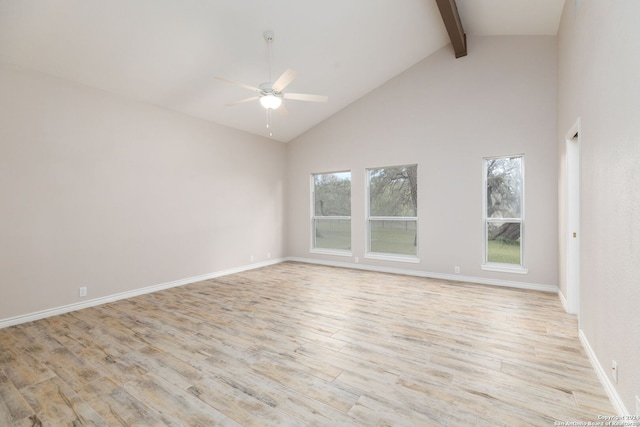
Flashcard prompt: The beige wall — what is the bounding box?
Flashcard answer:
[558,0,640,413]
[0,64,287,320]
[287,36,558,288]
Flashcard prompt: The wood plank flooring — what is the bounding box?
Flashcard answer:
[0,262,614,426]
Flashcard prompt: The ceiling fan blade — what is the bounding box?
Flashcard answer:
[272,69,298,92]
[215,77,261,93]
[283,93,328,103]
[224,96,259,107]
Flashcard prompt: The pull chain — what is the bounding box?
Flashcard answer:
[265,31,274,137]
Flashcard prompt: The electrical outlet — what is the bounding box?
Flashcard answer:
[611,360,618,383]
[454,266,460,274]
[267,252,271,259]
[78,287,87,298]
[355,257,359,263]
[635,395,640,416]
[250,255,254,263]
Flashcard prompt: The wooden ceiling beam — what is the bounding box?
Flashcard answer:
[435,0,467,58]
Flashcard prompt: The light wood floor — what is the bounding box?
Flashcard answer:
[0,262,613,426]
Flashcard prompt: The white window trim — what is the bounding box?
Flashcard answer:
[310,172,352,256]
[482,155,527,273]
[481,264,529,274]
[364,252,420,263]
[310,248,353,257]
[365,166,419,262]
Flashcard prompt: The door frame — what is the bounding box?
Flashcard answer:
[565,118,581,317]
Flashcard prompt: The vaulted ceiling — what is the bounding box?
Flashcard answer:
[0,0,565,142]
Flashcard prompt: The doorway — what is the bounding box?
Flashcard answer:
[566,118,581,317]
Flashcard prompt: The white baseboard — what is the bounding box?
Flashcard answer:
[285,257,558,293]
[0,256,557,328]
[578,329,629,416]
[0,258,283,329]
[558,289,569,312]
[1,257,556,330]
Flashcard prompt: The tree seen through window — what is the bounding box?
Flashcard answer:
[367,164,418,257]
[312,172,351,251]
[485,156,523,265]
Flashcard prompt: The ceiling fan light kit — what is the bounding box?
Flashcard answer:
[215,30,328,137]
[258,82,282,109]
[259,94,282,109]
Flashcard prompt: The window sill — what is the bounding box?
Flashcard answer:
[310,248,353,257]
[365,253,420,264]
[481,264,529,274]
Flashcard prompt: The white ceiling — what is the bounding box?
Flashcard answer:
[0,0,565,142]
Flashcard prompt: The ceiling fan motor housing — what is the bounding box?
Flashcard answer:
[259,82,279,96]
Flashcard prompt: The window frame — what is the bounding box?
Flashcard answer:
[310,170,352,256]
[481,155,528,274]
[365,164,419,263]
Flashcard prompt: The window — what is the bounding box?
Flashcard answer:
[483,155,526,272]
[366,164,418,260]
[311,171,351,253]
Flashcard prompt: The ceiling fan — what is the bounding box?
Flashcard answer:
[215,31,328,136]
